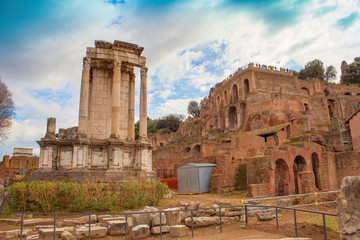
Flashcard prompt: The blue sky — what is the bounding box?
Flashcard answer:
[0,0,359,157]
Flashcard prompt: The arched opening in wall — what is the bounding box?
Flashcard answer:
[311,153,321,190]
[232,85,239,103]
[327,99,337,119]
[301,87,310,95]
[275,159,290,196]
[228,106,237,129]
[192,144,201,153]
[211,100,215,114]
[160,143,164,147]
[244,79,250,94]
[217,96,220,112]
[324,89,330,96]
[304,103,309,111]
[185,147,190,153]
[345,92,352,96]
[224,90,228,105]
[357,93,360,96]
[240,103,246,126]
[293,155,307,194]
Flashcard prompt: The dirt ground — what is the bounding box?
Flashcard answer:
[0,192,340,239]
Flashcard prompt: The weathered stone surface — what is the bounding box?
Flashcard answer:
[225,211,243,217]
[97,214,112,222]
[26,234,39,240]
[99,216,125,227]
[184,217,218,227]
[0,219,20,224]
[107,220,129,236]
[132,213,151,227]
[277,199,291,208]
[246,200,261,205]
[60,230,77,240]
[24,218,56,227]
[337,176,360,240]
[63,215,96,226]
[256,211,276,221]
[169,225,189,237]
[38,227,74,239]
[215,200,231,206]
[0,230,19,239]
[151,225,170,234]
[150,212,166,226]
[163,207,185,226]
[74,226,107,239]
[132,224,150,239]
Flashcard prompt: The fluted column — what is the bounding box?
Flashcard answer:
[139,67,148,139]
[78,57,90,137]
[128,69,135,140]
[111,59,121,138]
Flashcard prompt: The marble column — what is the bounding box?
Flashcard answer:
[78,57,90,137]
[139,67,148,139]
[111,59,122,138]
[128,68,136,140]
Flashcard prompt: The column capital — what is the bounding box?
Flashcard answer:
[114,59,122,71]
[83,57,91,69]
[141,67,148,77]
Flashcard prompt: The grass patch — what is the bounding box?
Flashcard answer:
[300,217,338,232]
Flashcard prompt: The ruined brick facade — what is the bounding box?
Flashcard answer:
[151,63,360,196]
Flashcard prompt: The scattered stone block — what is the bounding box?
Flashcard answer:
[184,216,218,227]
[97,215,112,222]
[246,199,261,205]
[38,227,74,239]
[215,200,231,206]
[150,212,166,226]
[163,207,185,226]
[132,224,150,239]
[151,225,170,234]
[0,219,21,224]
[23,218,55,226]
[99,216,125,227]
[63,215,96,226]
[132,213,151,227]
[169,225,189,237]
[277,199,291,209]
[26,234,39,240]
[256,211,276,221]
[74,226,107,239]
[60,230,76,240]
[107,220,129,236]
[225,211,243,217]
[0,230,19,239]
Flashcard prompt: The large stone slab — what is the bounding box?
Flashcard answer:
[74,226,107,239]
[163,207,185,226]
[62,215,97,226]
[107,220,129,236]
[99,216,126,227]
[150,212,166,226]
[169,225,189,237]
[184,216,218,227]
[0,230,19,239]
[151,225,170,234]
[132,224,150,239]
[337,176,360,240]
[38,227,74,239]
[60,230,77,240]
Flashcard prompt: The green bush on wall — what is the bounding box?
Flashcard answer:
[8,181,168,213]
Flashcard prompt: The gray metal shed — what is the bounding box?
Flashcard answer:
[177,163,216,193]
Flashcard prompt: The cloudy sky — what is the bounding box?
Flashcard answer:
[0,0,359,157]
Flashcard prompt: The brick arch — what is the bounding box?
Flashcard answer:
[228,106,237,129]
[301,87,310,95]
[311,152,321,190]
[231,84,239,103]
[243,79,250,94]
[224,90,228,105]
[275,159,290,196]
[293,155,307,194]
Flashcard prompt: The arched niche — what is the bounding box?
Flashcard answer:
[311,153,321,190]
[244,79,250,94]
[224,90,228,105]
[232,85,239,103]
[293,155,307,194]
[301,87,310,95]
[327,99,338,119]
[192,144,201,153]
[228,106,237,129]
[275,159,290,196]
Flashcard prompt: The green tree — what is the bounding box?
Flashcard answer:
[341,57,360,85]
[325,65,337,82]
[157,114,184,132]
[0,79,15,142]
[298,69,307,80]
[305,59,325,80]
[187,100,200,117]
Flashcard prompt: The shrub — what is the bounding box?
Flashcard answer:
[8,181,168,213]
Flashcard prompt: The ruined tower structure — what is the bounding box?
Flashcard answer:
[32,40,157,182]
[151,63,360,196]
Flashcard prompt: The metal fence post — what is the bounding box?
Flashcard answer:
[191,209,194,238]
[20,213,24,240]
[245,205,248,225]
[323,214,327,240]
[125,214,128,240]
[219,207,222,233]
[160,211,163,240]
[88,214,91,240]
[294,210,297,237]
[53,213,56,240]
[276,207,279,230]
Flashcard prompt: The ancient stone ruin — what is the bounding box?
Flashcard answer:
[31,40,157,182]
[151,63,360,196]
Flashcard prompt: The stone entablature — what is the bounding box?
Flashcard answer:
[32,40,157,182]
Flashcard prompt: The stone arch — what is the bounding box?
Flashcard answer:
[244,79,250,94]
[301,87,310,95]
[192,144,201,153]
[275,159,290,196]
[231,85,239,103]
[228,106,237,129]
[185,147,190,153]
[324,88,330,96]
[311,153,321,190]
[293,155,307,194]
[327,99,338,119]
[224,90,228,105]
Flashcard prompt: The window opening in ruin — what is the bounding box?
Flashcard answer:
[192,144,201,153]
[324,89,330,96]
[240,103,246,126]
[301,87,310,95]
[224,90,228,105]
[327,99,337,119]
[232,85,239,103]
[311,153,321,190]
[210,125,213,129]
[345,92,352,96]
[244,79,250,94]
[293,155,307,194]
[357,93,360,96]
[160,143,164,147]
[304,103,309,111]
[264,136,267,142]
[228,106,238,129]
[217,96,220,112]
[185,147,190,152]
[275,159,290,196]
